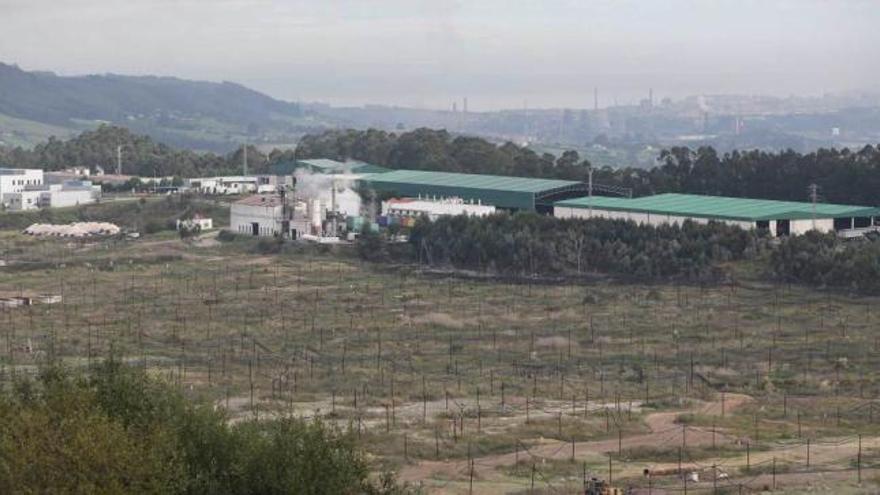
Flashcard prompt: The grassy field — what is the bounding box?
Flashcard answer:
[1,209,879,493]
[0,112,88,148]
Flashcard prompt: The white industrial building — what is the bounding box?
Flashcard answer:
[382,196,497,220]
[0,168,44,207]
[230,194,292,237]
[186,175,279,195]
[2,179,101,211]
[60,166,92,177]
[176,214,213,232]
[554,193,879,237]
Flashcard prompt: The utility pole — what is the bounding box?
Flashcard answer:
[809,183,818,230]
[116,145,123,175]
[243,141,248,177]
[330,177,337,236]
[588,167,594,217]
[588,167,594,199]
[858,434,862,483]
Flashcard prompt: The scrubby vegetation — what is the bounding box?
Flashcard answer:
[0,194,227,233]
[3,229,880,493]
[358,212,764,282]
[354,209,880,294]
[0,361,399,495]
[770,232,880,294]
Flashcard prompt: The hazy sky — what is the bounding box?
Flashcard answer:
[1,0,878,110]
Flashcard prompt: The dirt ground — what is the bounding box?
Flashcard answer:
[3,231,880,493]
[399,394,753,490]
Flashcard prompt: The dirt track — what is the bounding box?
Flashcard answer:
[399,393,753,488]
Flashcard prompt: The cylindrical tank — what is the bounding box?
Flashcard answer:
[309,199,322,229]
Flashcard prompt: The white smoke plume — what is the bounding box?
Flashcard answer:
[293,169,362,217]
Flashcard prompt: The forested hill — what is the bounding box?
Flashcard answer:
[0,63,324,150]
[0,126,295,178]
[0,62,302,125]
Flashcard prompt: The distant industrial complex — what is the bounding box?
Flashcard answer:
[2,158,877,240]
[229,158,879,241]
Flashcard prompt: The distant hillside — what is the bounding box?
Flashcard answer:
[0,125,295,178]
[0,63,331,151]
[2,62,876,155]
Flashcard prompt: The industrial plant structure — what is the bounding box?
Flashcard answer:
[230,194,292,237]
[382,196,496,220]
[185,175,280,195]
[217,157,880,240]
[554,193,879,237]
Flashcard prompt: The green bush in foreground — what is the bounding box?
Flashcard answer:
[0,362,398,495]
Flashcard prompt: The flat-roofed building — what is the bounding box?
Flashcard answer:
[4,180,101,211]
[0,168,43,207]
[230,194,293,237]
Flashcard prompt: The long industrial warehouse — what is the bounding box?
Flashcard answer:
[554,193,880,236]
[360,169,591,211]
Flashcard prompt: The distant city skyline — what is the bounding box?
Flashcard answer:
[1,0,877,111]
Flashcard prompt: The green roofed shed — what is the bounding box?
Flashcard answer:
[359,169,589,210]
[555,193,880,221]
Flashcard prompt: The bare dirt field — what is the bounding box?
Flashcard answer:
[2,230,880,493]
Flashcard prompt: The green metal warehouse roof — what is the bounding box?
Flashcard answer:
[360,170,586,210]
[556,193,880,221]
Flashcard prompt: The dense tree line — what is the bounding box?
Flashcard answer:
[4,126,879,207]
[300,129,880,205]
[361,210,880,292]
[297,128,596,180]
[769,232,880,294]
[645,146,880,205]
[0,361,402,494]
[395,213,763,281]
[0,125,297,178]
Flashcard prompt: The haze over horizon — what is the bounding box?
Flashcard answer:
[1,0,878,111]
